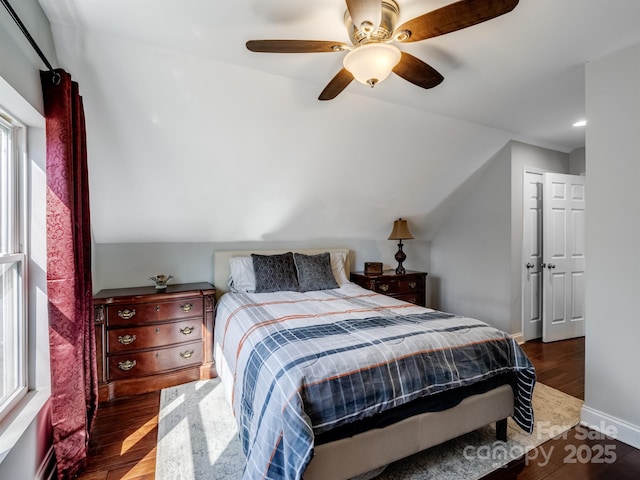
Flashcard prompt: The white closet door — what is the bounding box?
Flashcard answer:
[522,171,543,341]
[542,173,586,342]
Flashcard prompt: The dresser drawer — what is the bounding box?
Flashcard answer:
[106,297,203,327]
[372,277,421,295]
[107,319,203,353]
[350,271,427,307]
[107,341,203,380]
[392,292,422,305]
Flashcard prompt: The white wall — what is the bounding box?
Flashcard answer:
[43,18,530,249]
[92,238,431,293]
[570,147,586,175]
[0,1,55,478]
[0,0,57,115]
[430,141,569,334]
[429,144,512,331]
[582,42,640,448]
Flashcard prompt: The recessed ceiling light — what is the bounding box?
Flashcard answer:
[573,120,587,127]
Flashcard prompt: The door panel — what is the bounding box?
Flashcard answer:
[527,271,541,322]
[550,207,566,257]
[571,272,585,320]
[550,271,566,323]
[572,209,585,255]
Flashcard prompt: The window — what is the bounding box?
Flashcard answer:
[0,109,27,422]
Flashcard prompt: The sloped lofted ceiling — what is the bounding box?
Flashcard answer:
[35,0,640,244]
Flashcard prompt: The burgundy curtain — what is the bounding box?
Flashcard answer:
[41,69,98,479]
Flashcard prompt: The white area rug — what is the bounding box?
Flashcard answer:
[155,379,582,480]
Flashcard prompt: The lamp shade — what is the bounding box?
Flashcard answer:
[388,218,414,240]
[343,43,401,87]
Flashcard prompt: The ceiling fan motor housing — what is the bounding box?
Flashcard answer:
[345,0,401,46]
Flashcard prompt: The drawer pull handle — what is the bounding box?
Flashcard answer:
[180,303,194,312]
[379,284,389,292]
[118,360,137,371]
[180,350,194,359]
[180,326,194,335]
[117,309,136,320]
[118,334,137,345]
[409,282,417,289]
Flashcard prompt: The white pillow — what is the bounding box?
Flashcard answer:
[228,256,256,293]
[227,251,349,292]
[330,252,350,286]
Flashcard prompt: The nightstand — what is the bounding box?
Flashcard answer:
[350,270,428,307]
[93,282,216,402]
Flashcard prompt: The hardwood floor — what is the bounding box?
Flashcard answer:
[77,389,160,480]
[485,337,640,480]
[75,337,640,479]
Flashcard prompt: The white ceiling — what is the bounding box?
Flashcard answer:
[34,0,640,244]
[37,0,640,150]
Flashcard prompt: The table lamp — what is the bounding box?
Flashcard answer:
[388,218,414,274]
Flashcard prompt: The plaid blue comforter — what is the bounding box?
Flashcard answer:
[214,284,536,480]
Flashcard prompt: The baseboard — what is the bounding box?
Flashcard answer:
[35,446,56,480]
[581,405,640,449]
[511,332,525,345]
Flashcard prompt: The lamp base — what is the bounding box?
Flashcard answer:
[394,241,406,275]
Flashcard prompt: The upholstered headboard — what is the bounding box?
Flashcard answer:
[213,248,351,298]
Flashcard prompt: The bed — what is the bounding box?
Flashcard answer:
[212,249,535,480]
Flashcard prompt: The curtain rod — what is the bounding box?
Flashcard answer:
[1,0,60,84]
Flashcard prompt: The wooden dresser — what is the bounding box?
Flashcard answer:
[93,282,216,402]
[350,270,428,307]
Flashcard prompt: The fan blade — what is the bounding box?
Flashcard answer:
[393,52,444,89]
[346,0,382,29]
[319,68,354,101]
[246,40,349,53]
[396,0,519,43]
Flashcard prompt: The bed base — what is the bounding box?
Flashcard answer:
[303,384,514,480]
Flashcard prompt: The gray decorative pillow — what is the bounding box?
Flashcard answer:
[294,252,339,292]
[251,252,299,293]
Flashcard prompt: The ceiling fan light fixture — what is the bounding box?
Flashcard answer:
[343,43,401,87]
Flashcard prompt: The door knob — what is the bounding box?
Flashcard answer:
[526,263,535,269]
[548,263,556,269]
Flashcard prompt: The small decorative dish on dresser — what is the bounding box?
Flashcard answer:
[93,282,216,402]
[350,270,428,307]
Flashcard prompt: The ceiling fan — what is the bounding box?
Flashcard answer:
[246,0,519,100]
